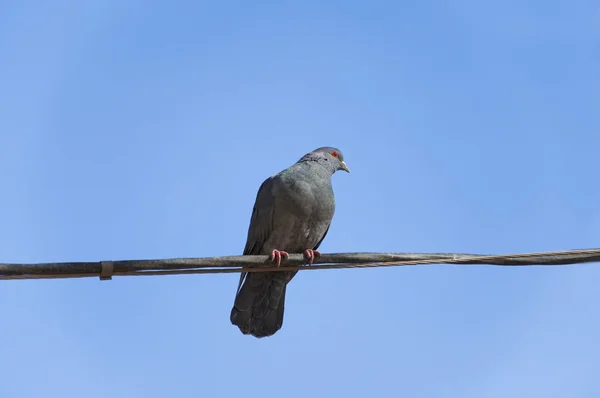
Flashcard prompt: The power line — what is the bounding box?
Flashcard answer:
[1,248,599,281]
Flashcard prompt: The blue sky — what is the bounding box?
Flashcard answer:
[1,0,599,396]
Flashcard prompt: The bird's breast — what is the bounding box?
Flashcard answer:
[265,175,335,252]
[282,178,334,219]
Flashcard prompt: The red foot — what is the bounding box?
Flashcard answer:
[303,249,321,265]
[269,249,289,266]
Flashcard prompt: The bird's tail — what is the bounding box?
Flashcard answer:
[230,271,294,338]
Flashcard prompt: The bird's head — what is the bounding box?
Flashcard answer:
[300,147,350,174]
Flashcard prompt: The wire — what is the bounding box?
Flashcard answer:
[1,248,599,281]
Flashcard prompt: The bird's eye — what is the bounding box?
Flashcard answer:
[332,151,339,158]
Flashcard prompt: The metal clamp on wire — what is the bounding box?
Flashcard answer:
[99,261,114,281]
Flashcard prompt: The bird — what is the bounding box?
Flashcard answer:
[230,147,350,338]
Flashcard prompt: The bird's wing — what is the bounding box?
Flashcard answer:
[312,223,330,251]
[236,176,276,294]
[243,176,276,255]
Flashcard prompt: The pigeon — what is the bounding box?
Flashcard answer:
[230,147,349,338]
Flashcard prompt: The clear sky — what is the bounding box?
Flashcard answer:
[1,1,599,397]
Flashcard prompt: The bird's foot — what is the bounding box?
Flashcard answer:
[269,249,289,267]
[303,249,321,265]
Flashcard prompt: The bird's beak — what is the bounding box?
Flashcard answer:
[340,161,350,173]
